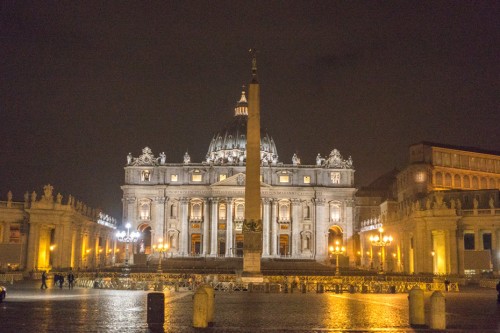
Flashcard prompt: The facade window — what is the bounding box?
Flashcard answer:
[170,174,178,182]
[330,204,341,222]
[454,175,461,187]
[235,204,244,220]
[170,203,176,218]
[9,225,21,243]
[483,233,492,250]
[279,175,289,183]
[415,171,426,183]
[444,173,452,187]
[463,176,470,188]
[219,203,227,220]
[219,174,227,181]
[303,176,311,184]
[140,203,150,220]
[330,172,340,184]
[141,170,151,181]
[435,172,443,186]
[192,174,202,182]
[464,233,475,250]
[480,177,487,189]
[472,176,479,189]
[191,202,202,220]
[279,204,290,222]
[304,205,310,219]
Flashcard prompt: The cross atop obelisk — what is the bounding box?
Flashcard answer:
[242,49,263,278]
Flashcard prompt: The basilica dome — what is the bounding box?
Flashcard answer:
[205,89,279,165]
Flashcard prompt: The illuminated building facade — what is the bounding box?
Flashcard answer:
[358,142,500,275]
[122,88,357,264]
[0,185,117,272]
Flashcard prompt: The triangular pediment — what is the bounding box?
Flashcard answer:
[211,172,271,187]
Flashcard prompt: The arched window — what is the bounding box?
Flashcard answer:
[219,203,227,220]
[139,202,150,220]
[235,204,244,220]
[454,175,461,188]
[279,203,290,222]
[141,170,151,181]
[463,176,470,188]
[330,204,341,222]
[444,173,452,187]
[480,177,487,189]
[191,202,202,219]
[435,172,443,186]
[489,178,496,188]
[170,203,177,218]
[304,205,311,219]
[472,176,479,189]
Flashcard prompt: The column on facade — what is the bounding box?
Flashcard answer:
[291,199,301,256]
[314,198,327,259]
[473,226,480,251]
[210,198,219,256]
[344,199,355,265]
[225,199,233,257]
[456,227,465,275]
[271,199,278,256]
[491,230,498,273]
[154,197,167,243]
[179,198,189,256]
[262,198,270,257]
[447,228,459,275]
[53,223,64,269]
[202,198,209,255]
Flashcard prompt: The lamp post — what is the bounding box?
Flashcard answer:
[329,241,345,276]
[154,239,169,273]
[115,223,140,268]
[369,227,393,273]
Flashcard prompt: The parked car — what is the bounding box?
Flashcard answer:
[0,286,6,302]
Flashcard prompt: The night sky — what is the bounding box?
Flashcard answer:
[1,1,499,219]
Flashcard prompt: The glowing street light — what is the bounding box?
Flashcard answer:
[153,238,169,273]
[115,223,140,268]
[329,241,345,276]
[369,227,393,273]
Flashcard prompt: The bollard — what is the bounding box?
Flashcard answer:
[408,286,425,327]
[193,287,209,328]
[301,283,306,293]
[147,292,165,330]
[429,291,446,330]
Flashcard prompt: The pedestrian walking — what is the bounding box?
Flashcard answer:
[40,270,48,290]
[59,274,64,289]
[68,271,75,289]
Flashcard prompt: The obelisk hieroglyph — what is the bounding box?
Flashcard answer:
[242,49,262,276]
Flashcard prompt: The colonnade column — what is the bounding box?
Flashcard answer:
[179,198,189,256]
[262,198,270,257]
[291,199,301,256]
[202,198,209,255]
[26,223,40,271]
[2,222,10,243]
[271,199,278,257]
[225,199,233,257]
[210,198,219,256]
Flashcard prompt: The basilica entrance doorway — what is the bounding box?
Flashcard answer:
[279,234,289,256]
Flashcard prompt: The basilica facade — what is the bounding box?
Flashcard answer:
[122,90,357,264]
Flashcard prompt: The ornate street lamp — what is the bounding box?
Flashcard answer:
[369,227,393,273]
[153,238,169,273]
[115,223,140,268]
[329,241,345,276]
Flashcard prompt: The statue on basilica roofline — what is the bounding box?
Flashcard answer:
[159,152,166,165]
[321,149,354,169]
[292,153,301,166]
[184,152,191,164]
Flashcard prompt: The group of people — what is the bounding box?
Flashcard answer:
[40,270,75,290]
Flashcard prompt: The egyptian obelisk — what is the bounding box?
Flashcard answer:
[242,49,263,277]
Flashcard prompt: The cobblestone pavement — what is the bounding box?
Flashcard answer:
[0,280,498,332]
